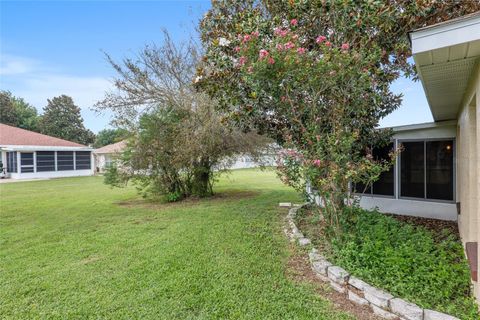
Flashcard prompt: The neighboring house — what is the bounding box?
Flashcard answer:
[0,123,94,179]
[228,152,278,170]
[94,140,277,173]
[93,140,126,173]
[354,13,480,301]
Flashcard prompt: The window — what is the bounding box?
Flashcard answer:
[372,144,394,196]
[75,151,91,170]
[353,143,394,196]
[20,153,34,173]
[400,140,454,201]
[400,142,425,198]
[6,152,17,173]
[57,151,74,171]
[426,141,453,200]
[36,151,55,172]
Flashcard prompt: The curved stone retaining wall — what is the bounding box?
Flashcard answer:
[284,205,460,320]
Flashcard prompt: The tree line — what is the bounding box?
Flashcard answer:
[0,91,126,148]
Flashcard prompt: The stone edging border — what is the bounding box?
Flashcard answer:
[284,204,460,320]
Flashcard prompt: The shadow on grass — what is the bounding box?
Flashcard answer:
[115,190,261,210]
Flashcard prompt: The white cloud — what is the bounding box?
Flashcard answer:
[1,54,115,132]
[0,54,39,75]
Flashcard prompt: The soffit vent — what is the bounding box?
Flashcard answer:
[419,57,478,121]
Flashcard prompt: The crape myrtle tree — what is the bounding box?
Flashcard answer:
[197,0,480,234]
[95,32,270,202]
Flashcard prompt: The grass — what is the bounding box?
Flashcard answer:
[0,169,353,320]
[295,206,479,320]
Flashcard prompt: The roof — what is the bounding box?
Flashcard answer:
[0,123,87,148]
[409,11,480,36]
[409,13,480,121]
[94,140,126,154]
[388,120,457,132]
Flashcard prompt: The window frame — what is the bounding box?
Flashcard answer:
[57,151,75,171]
[6,151,18,173]
[36,151,56,172]
[75,151,91,170]
[398,138,456,203]
[352,141,396,199]
[20,152,35,173]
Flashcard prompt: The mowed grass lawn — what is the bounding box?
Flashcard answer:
[0,169,353,319]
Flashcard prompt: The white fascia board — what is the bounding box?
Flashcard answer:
[410,14,480,54]
[0,145,93,151]
[388,120,457,132]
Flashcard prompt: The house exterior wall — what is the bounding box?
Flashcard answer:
[1,148,94,180]
[228,155,277,170]
[9,169,93,179]
[357,124,458,221]
[456,61,479,301]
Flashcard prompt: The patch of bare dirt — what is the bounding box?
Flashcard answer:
[285,247,383,320]
[79,255,102,265]
[116,190,260,210]
[385,213,460,242]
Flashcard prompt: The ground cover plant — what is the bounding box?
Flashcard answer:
[295,206,479,320]
[1,169,355,320]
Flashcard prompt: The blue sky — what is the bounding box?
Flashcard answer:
[1,0,433,133]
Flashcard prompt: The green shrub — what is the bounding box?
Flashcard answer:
[297,207,479,320]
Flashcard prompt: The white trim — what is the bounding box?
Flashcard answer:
[0,145,93,151]
[410,13,480,54]
[385,120,457,132]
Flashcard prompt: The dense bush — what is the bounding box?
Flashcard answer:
[296,207,479,320]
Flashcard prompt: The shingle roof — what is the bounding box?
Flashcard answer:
[94,140,126,154]
[0,123,86,147]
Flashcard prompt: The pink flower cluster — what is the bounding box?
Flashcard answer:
[316,35,327,43]
[238,56,247,66]
[274,27,289,37]
[259,49,269,59]
[240,31,260,43]
[312,159,321,167]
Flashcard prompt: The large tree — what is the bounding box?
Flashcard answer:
[0,91,39,131]
[40,95,95,145]
[0,91,19,126]
[96,32,270,201]
[94,128,129,148]
[197,1,480,231]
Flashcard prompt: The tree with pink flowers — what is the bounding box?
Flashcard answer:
[196,0,480,233]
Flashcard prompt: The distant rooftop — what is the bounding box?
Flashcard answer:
[94,140,126,154]
[0,123,86,147]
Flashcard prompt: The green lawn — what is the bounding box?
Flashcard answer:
[0,169,353,319]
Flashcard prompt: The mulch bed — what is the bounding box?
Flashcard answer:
[385,213,460,242]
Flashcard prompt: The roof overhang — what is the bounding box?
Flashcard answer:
[0,145,93,152]
[409,12,480,121]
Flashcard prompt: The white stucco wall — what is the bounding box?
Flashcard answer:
[456,60,479,301]
[9,169,93,180]
[359,196,457,221]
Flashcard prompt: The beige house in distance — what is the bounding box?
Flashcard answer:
[353,13,480,301]
[93,140,126,173]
